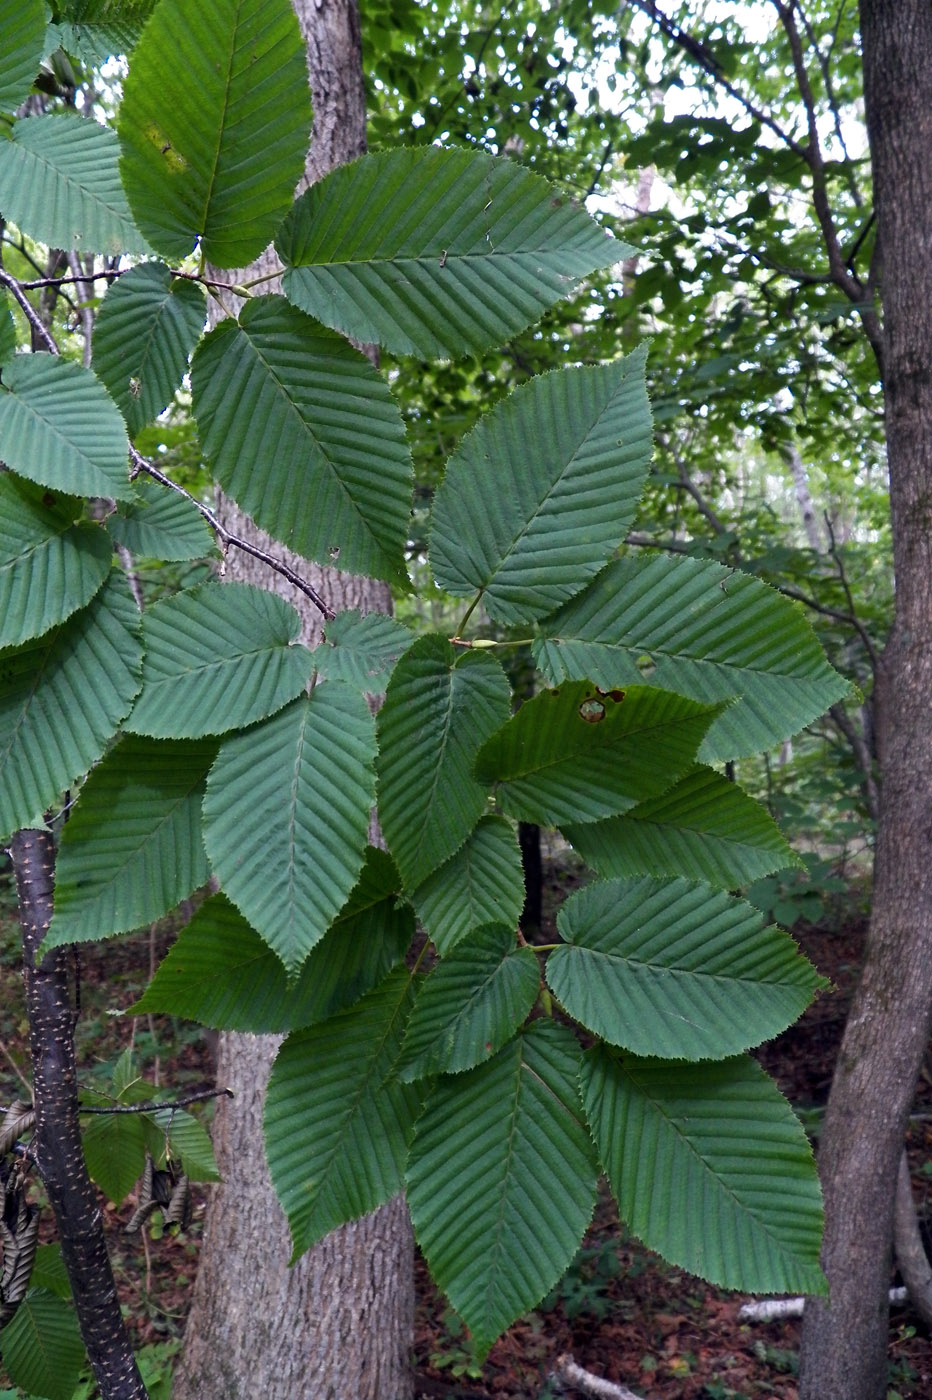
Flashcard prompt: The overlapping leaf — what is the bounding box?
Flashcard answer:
[82,1112,148,1206]
[582,1048,825,1294]
[133,854,412,1032]
[0,476,110,648]
[45,736,215,950]
[203,685,377,973]
[55,1,160,64]
[547,877,826,1060]
[398,924,539,1080]
[0,114,150,254]
[314,610,416,691]
[475,682,722,826]
[430,349,652,623]
[278,146,627,358]
[408,1022,597,1358]
[106,477,214,561]
[0,1289,85,1400]
[124,582,313,739]
[191,297,413,583]
[118,0,310,265]
[0,355,132,500]
[411,814,525,954]
[563,765,798,888]
[92,261,206,435]
[144,1106,219,1182]
[0,574,143,840]
[377,635,511,889]
[0,0,45,114]
[534,554,850,760]
[266,969,421,1258]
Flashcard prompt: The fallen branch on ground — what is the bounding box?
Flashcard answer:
[738,1288,908,1322]
[550,1353,648,1399]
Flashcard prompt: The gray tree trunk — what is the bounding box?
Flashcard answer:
[798,5,932,1397]
[172,4,414,1397]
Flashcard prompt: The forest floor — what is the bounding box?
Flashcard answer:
[1,862,931,1400]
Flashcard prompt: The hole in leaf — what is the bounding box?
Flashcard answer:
[578,698,606,723]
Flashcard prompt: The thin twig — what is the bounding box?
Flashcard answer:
[629,0,804,156]
[80,1087,234,1117]
[0,266,59,353]
[824,511,879,672]
[128,446,336,620]
[772,1,862,301]
[0,1035,33,1096]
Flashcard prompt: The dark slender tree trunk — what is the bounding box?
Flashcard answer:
[172,3,414,1396]
[518,822,542,935]
[799,7,932,1397]
[12,828,146,1400]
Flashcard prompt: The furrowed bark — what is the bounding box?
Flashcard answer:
[12,826,146,1400]
[799,5,932,1397]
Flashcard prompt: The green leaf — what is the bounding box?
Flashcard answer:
[82,1111,148,1205]
[377,634,511,889]
[582,1048,825,1294]
[0,573,143,841]
[0,0,46,115]
[191,297,413,584]
[411,814,525,955]
[398,923,539,1080]
[106,477,214,562]
[0,113,150,254]
[92,261,206,436]
[132,852,413,1032]
[0,475,111,648]
[45,736,215,950]
[563,765,799,888]
[266,969,421,1257]
[408,1022,597,1358]
[28,1245,70,1300]
[124,582,313,739]
[144,1106,219,1183]
[314,610,416,692]
[0,1289,85,1400]
[203,685,377,973]
[118,0,311,265]
[430,349,652,623]
[55,6,159,64]
[278,147,627,358]
[475,682,722,826]
[0,292,15,365]
[534,555,850,760]
[548,877,826,1060]
[0,354,132,500]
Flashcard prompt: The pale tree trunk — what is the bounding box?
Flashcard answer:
[798,5,932,1398]
[172,4,414,1397]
